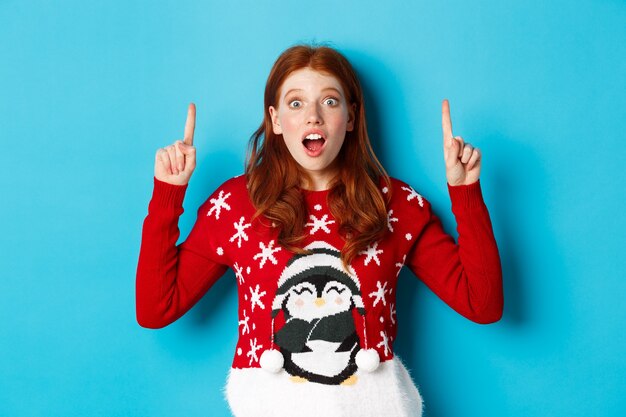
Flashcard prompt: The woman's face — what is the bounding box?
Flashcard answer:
[269,68,355,189]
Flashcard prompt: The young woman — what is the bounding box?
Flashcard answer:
[136,44,503,417]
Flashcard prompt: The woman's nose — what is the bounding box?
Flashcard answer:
[306,103,323,124]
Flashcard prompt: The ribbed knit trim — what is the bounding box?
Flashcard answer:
[447,179,485,210]
[151,177,188,208]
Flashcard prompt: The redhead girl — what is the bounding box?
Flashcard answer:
[137,44,503,417]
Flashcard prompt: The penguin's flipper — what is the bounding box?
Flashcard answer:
[275,318,317,353]
[309,310,355,343]
[336,331,359,352]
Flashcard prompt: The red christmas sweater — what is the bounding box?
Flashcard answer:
[136,174,503,385]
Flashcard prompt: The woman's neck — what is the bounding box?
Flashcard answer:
[299,161,340,191]
[300,171,337,191]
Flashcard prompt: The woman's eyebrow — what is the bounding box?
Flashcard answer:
[283,88,302,97]
[321,87,342,96]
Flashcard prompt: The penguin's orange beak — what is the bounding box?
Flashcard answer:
[314,298,326,307]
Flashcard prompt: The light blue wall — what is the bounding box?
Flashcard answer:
[1,1,624,416]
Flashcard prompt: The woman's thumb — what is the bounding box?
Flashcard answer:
[183,143,197,170]
[178,142,196,156]
[445,136,460,166]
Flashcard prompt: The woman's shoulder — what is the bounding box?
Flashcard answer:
[206,173,248,196]
[198,173,249,211]
[383,176,427,198]
[218,172,247,190]
[382,176,431,212]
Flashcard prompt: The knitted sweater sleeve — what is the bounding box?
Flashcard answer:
[405,180,503,324]
[135,177,229,328]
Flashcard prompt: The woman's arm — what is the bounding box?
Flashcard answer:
[403,100,504,323]
[405,180,503,324]
[135,178,228,329]
[135,103,228,328]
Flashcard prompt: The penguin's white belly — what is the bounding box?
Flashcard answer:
[226,356,423,417]
[305,339,340,353]
[292,340,350,377]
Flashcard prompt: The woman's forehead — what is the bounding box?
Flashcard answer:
[279,68,345,97]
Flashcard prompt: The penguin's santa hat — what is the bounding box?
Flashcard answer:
[260,241,380,373]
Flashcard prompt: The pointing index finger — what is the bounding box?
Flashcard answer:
[184,103,196,146]
[442,99,453,143]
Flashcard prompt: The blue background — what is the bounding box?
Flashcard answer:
[2,0,625,416]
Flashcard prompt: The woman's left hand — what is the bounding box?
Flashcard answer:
[441,99,481,186]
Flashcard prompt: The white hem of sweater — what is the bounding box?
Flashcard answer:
[223,356,423,417]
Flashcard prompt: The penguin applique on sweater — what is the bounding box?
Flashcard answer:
[269,242,368,385]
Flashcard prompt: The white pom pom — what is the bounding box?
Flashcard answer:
[356,348,380,372]
[260,349,284,373]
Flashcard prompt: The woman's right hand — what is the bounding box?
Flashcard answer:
[154,103,197,186]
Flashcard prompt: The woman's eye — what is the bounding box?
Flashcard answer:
[324,98,338,106]
[289,100,302,108]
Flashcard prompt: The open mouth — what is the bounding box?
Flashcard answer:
[302,133,326,153]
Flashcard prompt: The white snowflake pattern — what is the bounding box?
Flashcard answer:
[207,190,232,219]
[369,281,388,307]
[389,303,397,325]
[305,214,335,235]
[360,242,383,266]
[238,309,250,335]
[405,233,413,241]
[382,186,389,194]
[377,331,391,356]
[234,262,245,284]
[216,247,224,256]
[387,209,399,232]
[253,240,281,269]
[249,284,267,312]
[314,204,322,211]
[401,185,424,207]
[395,254,406,277]
[246,338,263,365]
[229,216,251,248]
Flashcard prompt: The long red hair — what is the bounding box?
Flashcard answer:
[245,44,391,268]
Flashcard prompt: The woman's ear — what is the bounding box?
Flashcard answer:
[269,106,282,135]
[346,103,356,132]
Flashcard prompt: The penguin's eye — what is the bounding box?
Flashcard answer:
[294,286,314,295]
[326,285,346,295]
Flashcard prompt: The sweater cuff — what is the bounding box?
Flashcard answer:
[447,180,485,210]
[150,177,188,208]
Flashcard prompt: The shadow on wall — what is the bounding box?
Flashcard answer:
[343,47,415,175]
[189,269,237,328]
